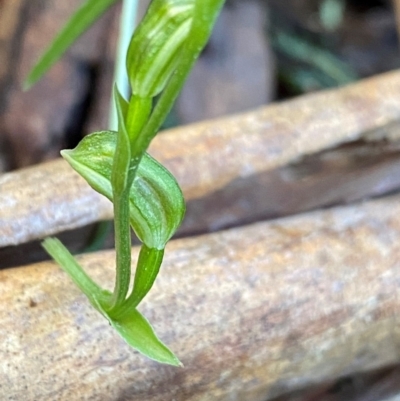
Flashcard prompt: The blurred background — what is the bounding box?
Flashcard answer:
[1,0,400,171]
[1,0,400,400]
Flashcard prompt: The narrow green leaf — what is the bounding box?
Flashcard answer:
[113,87,152,167]
[61,131,185,249]
[110,245,164,319]
[42,238,110,306]
[126,95,152,148]
[95,302,181,366]
[43,238,179,366]
[130,246,164,308]
[24,0,119,89]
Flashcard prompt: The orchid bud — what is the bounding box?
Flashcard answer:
[126,0,194,97]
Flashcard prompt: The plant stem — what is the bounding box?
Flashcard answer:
[109,187,133,309]
[109,0,139,130]
[109,102,134,309]
[108,0,226,313]
[108,95,150,311]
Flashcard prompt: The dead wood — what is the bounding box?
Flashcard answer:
[1,71,400,247]
[1,194,400,400]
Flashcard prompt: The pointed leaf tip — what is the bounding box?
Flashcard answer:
[95,302,181,366]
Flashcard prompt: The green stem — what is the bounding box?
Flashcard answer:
[108,96,150,311]
[108,0,226,312]
[109,97,133,309]
[109,187,133,309]
[109,0,139,130]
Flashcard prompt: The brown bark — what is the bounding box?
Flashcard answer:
[1,71,400,247]
[1,194,400,400]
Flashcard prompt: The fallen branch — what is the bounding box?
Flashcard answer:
[1,70,400,246]
[1,194,400,399]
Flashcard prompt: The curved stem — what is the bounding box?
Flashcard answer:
[109,0,226,313]
[109,186,133,309]
[109,0,139,130]
[108,95,151,311]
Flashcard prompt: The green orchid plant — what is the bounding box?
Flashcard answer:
[25,0,225,366]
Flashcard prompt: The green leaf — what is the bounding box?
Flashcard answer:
[42,238,180,366]
[42,237,110,306]
[109,245,164,320]
[130,245,164,309]
[95,301,182,366]
[61,131,185,249]
[24,0,119,89]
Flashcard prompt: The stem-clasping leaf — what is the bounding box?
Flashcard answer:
[61,131,185,250]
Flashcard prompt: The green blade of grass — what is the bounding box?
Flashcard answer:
[24,0,119,90]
